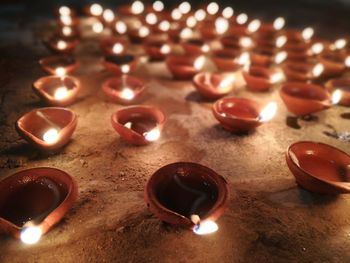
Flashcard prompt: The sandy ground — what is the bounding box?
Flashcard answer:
[0,9,350,263]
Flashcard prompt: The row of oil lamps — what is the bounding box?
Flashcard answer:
[1,2,350,245]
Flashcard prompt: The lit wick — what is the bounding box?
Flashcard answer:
[191,215,218,235]
[179,2,191,14]
[222,7,234,19]
[62,26,72,36]
[143,128,161,141]
[273,17,285,30]
[20,225,42,245]
[131,1,145,15]
[215,17,229,35]
[112,43,124,54]
[57,40,67,50]
[247,19,261,33]
[218,75,235,92]
[59,6,71,16]
[309,42,324,55]
[194,56,206,71]
[121,64,130,74]
[207,2,219,15]
[153,1,164,12]
[236,13,248,25]
[90,3,103,16]
[345,56,350,67]
[274,51,287,64]
[115,21,127,34]
[302,27,314,41]
[331,89,342,105]
[312,63,324,78]
[275,35,287,48]
[258,102,278,122]
[160,44,171,54]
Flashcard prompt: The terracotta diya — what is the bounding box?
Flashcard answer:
[319,52,346,77]
[111,105,166,145]
[102,55,138,75]
[33,75,80,106]
[193,72,235,100]
[250,48,275,67]
[100,37,129,56]
[279,82,334,116]
[143,40,172,61]
[325,78,350,106]
[212,97,277,133]
[39,55,79,75]
[181,39,211,55]
[286,141,350,194]
[220,35,241,49]
[282,62,324,82]
[16,107,77,151]
[102,75,145,104]
[44,37,79,54]
[0,167,77,243]
[145,162,228,228]
[166,55,206,80]
[211,49,241,71]
[242,66,282,92]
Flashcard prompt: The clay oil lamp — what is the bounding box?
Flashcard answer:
[318,52,346,77]
[33,73,81,107]
[166,55,206,80]
[286,141,350,194]
[111,105,166,145]
[39,55,79,75]
[220,35,241,50]
[283,62,324,82]
[145,162,228,234]
[193,73,235,100]
[212,97,278,133]
[100,37,129,56]
[102,75,145,104]
[44,37,79,54]
[143,40,172,61]
[0,167,77,243]
[243,66,283,92]
[102,55,138,75]
[250,48,275,67]
[181,39,211,55]
[211,48,241,71]
[16,107,77,151]
[279,82,342,116]
[325,78,350,106]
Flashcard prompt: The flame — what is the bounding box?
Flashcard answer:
[270,72,284,84]
[138,26,150,37]
[331,89,342,105]
[345,56,350,67]
[193,220,218,235]
[334,38,347,50]
[54,86,69,100]
[55,67,66,77]
[201,44,210,53]
[59,6,71,16]
[273,17,285,30]
[258,102,277,122]
[180,27,193,39]
[153,1,164,12]
[62,26,72,36]
[194,9,206,21]
[237,52,250,66]
[121,64,130,74]
[179,2,191,14]
[171,8,182,20]
[236,13,248,25]
[143,128,161,141]
[275,35,287,48]
[215,17,229,35]
[218,75,235,91]
[160,44,171,54]
[274,51,287,64]
[57,40,67,50]
[194,56,206,70]
[310,42,324,55]
[159,20,170,31]
[92,22,104,33]
[186,16,197,28]
[60,15,72,26]
[302,27,314,41]
[239,37,253,48]
[103,9,115,22]
[112,43,124,54]
[247,19,261,33]
[222,7,234,19]
[20,226,42,245]
[124,122,132,129]
[312,63,324,78]
[43,128,59,144]
[146,13,158,25]
[120,88,135,100]
[131,1,144,14]
[207,2,219,15]
[115,21,127,34]
[90,3,103,16]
